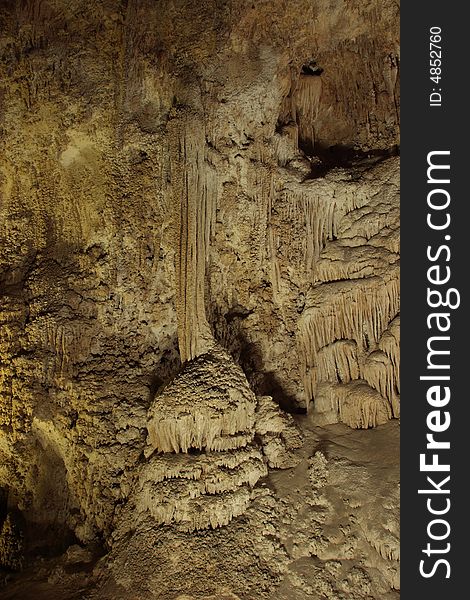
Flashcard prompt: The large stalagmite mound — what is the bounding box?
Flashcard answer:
[146,346,257,454]
[142,345,264,531]
[134,445,267,531]
[139,346,299,531]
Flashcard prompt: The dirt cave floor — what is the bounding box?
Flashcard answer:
[0,418,399,600]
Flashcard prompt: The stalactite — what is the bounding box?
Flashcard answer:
[169,115,217,363]
[299,271,399,407]
[362,351,399,419]
[250,165,275,269]
[314,242,399,284]
[316,340,360,385]
[278,73,322,152]
[379,317,400,379]
[274,122,299,166]
[267,225,282,300]
[365,529,400,563]
[313,381,392,428]
[305,307,399,427]
[376,316,400,416]
[272,180,369,279]
[292,74,322,151]
[300,274,399,397]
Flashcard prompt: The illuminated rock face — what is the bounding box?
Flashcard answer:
[0,0,399,593]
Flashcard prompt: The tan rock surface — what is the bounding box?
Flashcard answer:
[0,0,399,597]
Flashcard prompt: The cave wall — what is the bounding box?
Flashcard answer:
[0,0,399,545]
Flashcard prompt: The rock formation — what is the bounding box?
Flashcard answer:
[0,0,399,597]
[139,345,300,531]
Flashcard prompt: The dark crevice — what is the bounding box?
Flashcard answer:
[187,447,202,455]
[147,342,182,403]
[209,303,306,413]
[363,331,370,352]
[224,305,254,323]
[23,520,78,560]
[302,143,400,179]
[237,338,306,415]
[335,364,342,384]
[301,60,323,76]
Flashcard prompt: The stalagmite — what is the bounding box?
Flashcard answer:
[144,346,299,529]
[255,395,302,468]
[135,444,267,531]
[0,513,23,570]
[146,346,257,454]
